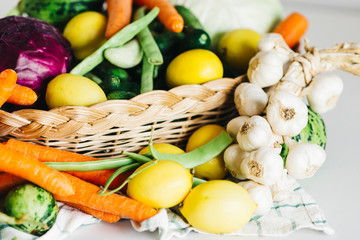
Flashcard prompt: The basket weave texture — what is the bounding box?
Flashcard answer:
[0,76,244,158]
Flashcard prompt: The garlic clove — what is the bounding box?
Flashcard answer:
[266,90,308,137]
[247,50,284,88]
[240,147,284,186]
[223,144,248,180]
[270,169,293,202]
[234,82,268,116]
[306,73,344,114]
[285,142,326,179]
[238,180,273,216]
[226,116,249,142]
[236,115,273,152]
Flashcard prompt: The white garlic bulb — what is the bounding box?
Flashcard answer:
[286,142,326,179]
[257,33,294,70]
[240,147,284,185]
[247,50,284,88]
[234,82,268,116]
[236,116,273,152]
[306,74,344,113]
[226,116,249,142]
[266,91,308,136]
[223,144,248,180]
[239,180,273,216]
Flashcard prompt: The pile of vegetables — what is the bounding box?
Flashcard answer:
[2,0,356,238]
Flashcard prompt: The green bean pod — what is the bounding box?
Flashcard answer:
[70,7,160,76]
[149,131,233,169]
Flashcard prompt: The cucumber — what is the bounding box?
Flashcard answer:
[92,61,140,97]
[181,27,211,51]
[19,0,104,29]
[175,5,204,30]
[3,183,58,236]
[280,108,327,161]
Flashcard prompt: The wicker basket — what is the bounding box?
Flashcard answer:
[0,76,244,158]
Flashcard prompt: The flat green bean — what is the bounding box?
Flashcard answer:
[192,177,207,188]
[149,131,233,169]
[44,156,135,171]
[140,55,154,93]
[70,7,160,76]
[98,161,158,196]
[122,151,153,163]
[98,163,140,195]
[134,6,163,65]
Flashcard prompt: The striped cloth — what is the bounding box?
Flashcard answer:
[1,176,334,240]
[132,175,334,239]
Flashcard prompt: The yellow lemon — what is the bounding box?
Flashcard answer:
[166,49,223,88]
[45,73,107,109]
[180,180,257,234]
[218,29,261,73]
[127,160,192,209]
[186,124,227,180]
[63,11,107,59]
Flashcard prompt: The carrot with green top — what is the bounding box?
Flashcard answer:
[64,202,122,223]
[0,69,17,107]
[0,144,75,197]
[7,84,38,105]
[0,173,28,197]
[134,0,184,33]
[54,173,158,222]
[105,0,133,39]
[273,12,309,49]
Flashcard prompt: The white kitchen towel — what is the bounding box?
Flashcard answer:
[1,176,334,240]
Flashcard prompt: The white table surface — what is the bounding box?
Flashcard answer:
[1,1,360,240]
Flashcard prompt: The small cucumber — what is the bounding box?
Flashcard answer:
[3,183,58,236]
[19,0,104,29]
[107,90,138,100]
[181,27,211,51]
[175,5,204,30]
[92,61,140,97]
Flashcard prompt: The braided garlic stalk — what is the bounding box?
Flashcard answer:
[224,33,360,199]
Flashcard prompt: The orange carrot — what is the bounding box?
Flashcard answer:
[0,144,75,197]
[273,12,309,49]
[5,139,133,190]
[105,0,133,39]
[0,173,28,197]
[5,138,98,163]
[64,202,122,223]
[7,84,38,106]
[134,0,184,33]
[54,173,158,222]
[0,69,17,107]
[66,169,133,190]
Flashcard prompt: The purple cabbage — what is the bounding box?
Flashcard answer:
[0,16,72,99]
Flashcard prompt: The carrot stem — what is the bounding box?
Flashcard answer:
[273,12,309,49]
[0,144,75,197]
[134,0,184,33]
[54,173,158,222]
